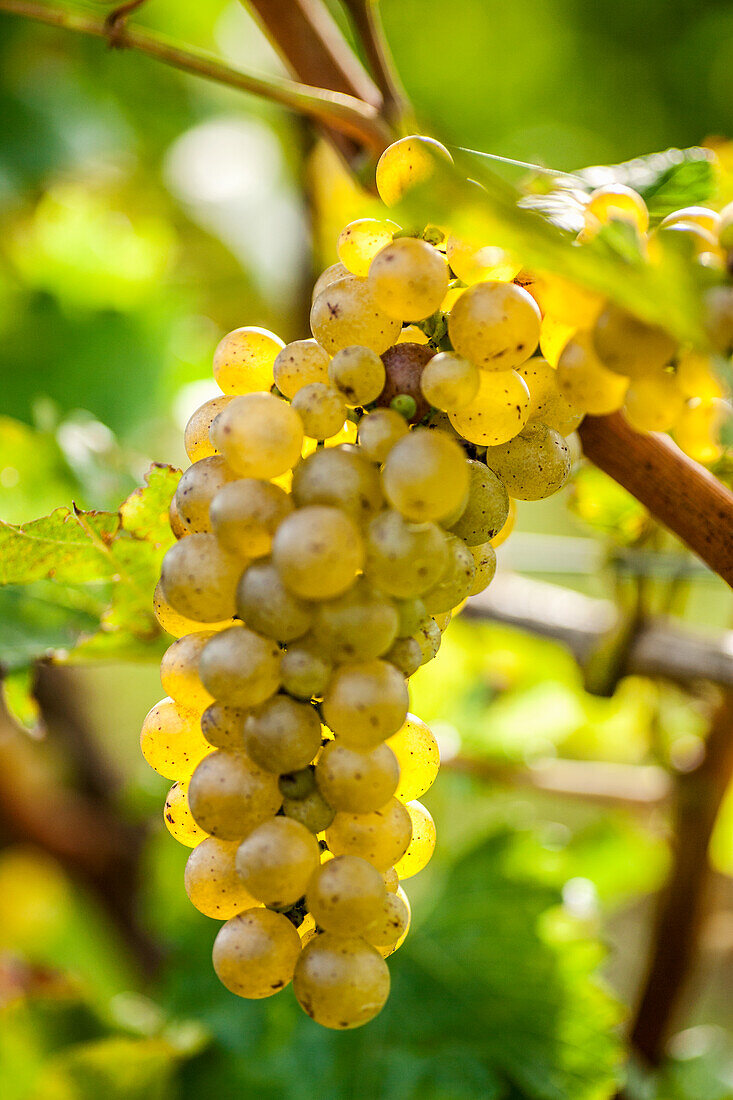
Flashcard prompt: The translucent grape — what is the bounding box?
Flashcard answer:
[656,220,722,260]
[188,750,282,840]
[584,184,649,234]
[316,741,399,812]
[675,351,723,400]
[363,889,410,947]
[446,236,520,284]
[491,498,516,548]
[592,304,676,378]
[382,428,469,523]
[199,625,281,708]
[244,695,322,773]
[236,560,313,642]
[272,339,330,399]
[375,134,452,207]
[283,789,336,833]
[185,837,258,919]
[312,262,350,302]
[160,631,215,711]
[272,506,364,600]
[307,855,386,936]
[310,276,401,355]
[201,702,247,752]
[516,357,583,436]
[364,509,449,597]
[168,496,187,541]
[414,616,442,665]
[368,237,449,321]
[280,639,333,700]
[210,478,293,559]
[448,459,509,545]
[661,206,721,235]
[338,218,397,277]
[393,800,436,879]
[174,456,238,535]
[394,596,428,638]
[291,446,383,525]
[540,315,576,367]
[159,535,243,623]
[525,271,603,329]
[292,383,347,440]
[448,281,541,371]
[326,797,413,870]
[322,660,409,749]
[421,533,475,614]
[387,714,440,801]
[448,370,531,446]
[235,817,321,908]
[184,395,233,462]
[140,697,209,780]
[382,867,399,893]
[213,909,301,998]
[468,541,497,596]
[310,577,399,663]
[432,610,451,632]
[213,327,284,395]
[328,345,386,406]
[556,334,629,415]
[164,780,208,847]
[375,886,411,957]
[674,398,728,464]
[153,581,232,639]
[420,351,480,411]
[384,636,422,677]
[397,324,429,345]
[210,393,303,479]
[623,372,685,432]
[483,422,571,500]
[357,408,408,463]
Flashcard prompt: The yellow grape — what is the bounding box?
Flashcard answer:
[516,357,583,436]
[185,837,259,919]
[448,370,530,446]
[210,478,293,559]
[213,909,301,999]
[326,797,413,871]
[448,281,540,371]
[674,398,728,464]
[236,560,313,642]
[357,408,408,463]
[387,714,440,802]
[210,393,304,479]
[293,932,390,1029]
[556,333,629,415]
[273,339,330,399]
[382,427,470,523]
[159,534,243,623]
[322,659,409,749]
[292,383,347,440]
[306,854,387,936]
[188,750,282,840]
[592,304,676,378]
[539,315,576,367]
[173,456,238,535]
[364,509,449,598]
[363,889,410,947]
[446,236,520,284]
[310,577,399,663]
[368,237,449,321]
[310,275,401,355]
[213,327,284,395]
[272,505,364,600]
[160,631,215,711]
[316,740,399,812]
[338,218,397,277]
[153,581,232,639]
[184,396,233,461]
[199,625,281,708]
[623,372,686,432]
[244,694,322,774]
[522,271,603,329]
[448,459,509,545]
[375,135,452,207]
[235,817,321,909]
[675,351,723,400]
[420,351,480,412]
[421,533,475,615]
[164,780,208,847]
[394,800,436,879]
[397,324,429,344]
[311,261,349,302]
[491,497,516,548]
[483,423,571,501]
[140,697,209,781]
[292,446,383,525]
[328,345,386,406]
[201,702,247,752]
[583,183,649,235]
[468,541,497,596]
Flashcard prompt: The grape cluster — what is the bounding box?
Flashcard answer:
[143,135,729,1031]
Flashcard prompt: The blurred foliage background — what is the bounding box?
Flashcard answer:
[1,1,733,1098]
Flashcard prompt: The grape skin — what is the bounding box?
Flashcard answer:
[326,797,413,871]
[382,428,470,524]
[310,276,402,355]
[375,134,452,207]
[448,459,509,545]
[184,396,233,462]
[213,909,301,999]
[388,715,440,802]
[174,456,238,535]
[483,423,571,501]
[316,741,399,813]
[394,800,436,879]
[140,697,210,781]
[273,339,330,399]
[364,509,449,598]
[235,817,321,909]
[160,631,215,711]
[236,560,313,642]
[199,625,281,708]
[244,695,322,774]
[293,933,390,1029]
[185,837,258,919]
[328,345,386,406]
[213,327,284,395]
[310,577,399,663]
[448,370,531,446]
[368,237,449,321]
[160,535,243,623]
[153,581,232,639]
[291,446,383,526]
[272,506,365,601]
[322,660,409,749]
[307,855,387,936]
[210,392,304,480]
[164,780,208,847]
[448,281,541,371]
[210,479,293,559]
[188,750,282,840]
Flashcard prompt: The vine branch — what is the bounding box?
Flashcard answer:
[340,0,410,126]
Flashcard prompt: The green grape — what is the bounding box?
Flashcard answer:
[310,275,401,355]
[448,281,541,371]
[273,339,330,399]
[213,909,301,998]
[174,456,238,535]
[421,533,475,614]
[294,933,390,1029]
[468,541,497,596]
[387,714,440,802]
[199,626,281,707]
[384,636,422,676]
[382,867,399,893]
[280,639,333,700]
[445,236,520,284]
[357,408,408,463]
[140,697,209,781]
[283,789,336,833]
[556,334,629,415]
[394,597,428,637]
[210,479,293,559]
[584,183,649,235]
[235,817,321,909]
[278,766,317,801]
[201,702,247,752]
[516,357,583,436]
[414,615,442,665]
[160,535,243,623]
[244,695,322,774]
[432,610,451,632]
[448,370,531,446]
[592,304,676,378]
[364,509,449,597]
[292,383,347,440]
[306,855,386,936]
[311,261,350,302]
[326,797,412,870]
[448,459,509,545]
[316,741,399,812]
[310,577,399,662]
[363,889,410,947]
[184,395,233,462]
[272,506,364,600]
[375,134,452,207]
[375,886,411,957]
[420,351,480,411]
[213,327,284,395]
[483,422,571,500]
[338,218,397,277]
[160,631,215,711]
[368,237,449,321]
[322,660,409,749]
[236,560,313,642]
[623,372,686,432]
[393,800,436,879]
[185,837,258,919]
[164,780,208,847]
[210,393,303,479]
[153,581,232,639]
[328,345,386,406]
[291,446,383,525]
[382,428,469,523]
[188,750,282,840]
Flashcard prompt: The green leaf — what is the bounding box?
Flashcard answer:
[0,583,103,672]
[120,464,180,546]
[1,666,40,731]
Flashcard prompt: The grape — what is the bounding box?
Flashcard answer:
[448,459,509,545]
[291,446,383,525]
[244,695,322,774]
[661,206,721,235]
[468,541,497,596]
[140,697,209,780]
[675,351,723,400]
[310,276,401,355]
[328,346,386,406]
[420,352,480,412]
[164,780,208,847]
[388,714,440,802]
[448,370,530,446]
[364,509,449,597]
[160,631,215,711]
[153,581,232,639]
[382,867,399,893]
[674,397,728,464]
[363,890,410,947]
[213,909,301,998]
[280,639,333,700]
[159,534,242,623]
[199,625,281,708]
[556,334,629,415]
[394,597,428,638]
[623,372,685,432]
[375,887,411,957]
[326,797,413,870]
[397,324,430,344]
[375,134,452,206]
[272,506,364,600]
[525,271,603,329]
[540,314,576,368]
[292,384,347,440]
[592,304,676,378]
[236,559,313,642]
[448,281,541,371]
[312,262,350,302]
[584,184,649,235]
[310,577,399,662]
[283,789,336,833]
[384,636,422,676]
[446,236,520,284]
[213,327,284,395]
[322,660,409,749]
[382,428,469,523]
[377,342,434,423]
[394,800,436,879]
[483,422,571,500]
[491,498,516,548]
[421,534,475,614]
[657,220,721,260]
[210,478,293,559]
[368,237,449,321]
[174,456,238,535]
[235,817,321,909]
[338,218,397,277]
[307,855,386,936]
[184,396,233,462]
[168,496,187,541]
[278,766,317,801]
[188,750,282,840]
[433,610,451,632]
[316,741,399,812]
[185,837,258,919]
[357,408,408,463]
[516,357,583,437]
[273,339,330,399]
[201,702,247,752]
[414,615,442,665]
[294,932,390,1029]
[210,393,303,479]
